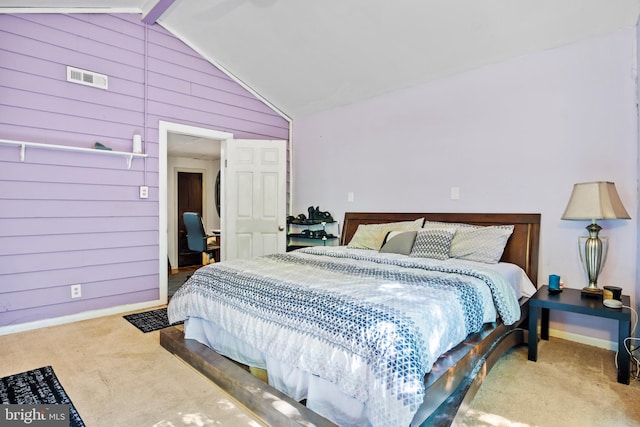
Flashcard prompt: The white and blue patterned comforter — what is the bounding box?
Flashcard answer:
[168,246,521,427]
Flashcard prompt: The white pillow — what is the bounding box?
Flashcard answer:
[423,221,514,264]
[348,218,424,250]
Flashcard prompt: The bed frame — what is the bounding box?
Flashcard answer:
[160,212,540,427]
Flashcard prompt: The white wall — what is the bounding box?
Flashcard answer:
[292,28,638,346]
[167,156,221,269]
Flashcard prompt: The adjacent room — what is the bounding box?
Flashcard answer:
[1,1,639,426]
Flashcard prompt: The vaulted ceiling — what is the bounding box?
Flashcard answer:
[2,1,639,119]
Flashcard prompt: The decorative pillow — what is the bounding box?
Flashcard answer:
[409,228,456,260]
[347,218,424,250]
[423,221,514,263]
[379,231,418,255]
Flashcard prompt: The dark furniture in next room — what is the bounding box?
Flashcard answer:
[183,212,220,264]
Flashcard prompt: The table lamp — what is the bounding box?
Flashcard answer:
[561,181,630,296]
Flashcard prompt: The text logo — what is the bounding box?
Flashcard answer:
[0,405,69,426]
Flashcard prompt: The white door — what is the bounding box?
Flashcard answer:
[221,139,287,261]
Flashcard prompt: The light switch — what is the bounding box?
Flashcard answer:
[450,187,460,200]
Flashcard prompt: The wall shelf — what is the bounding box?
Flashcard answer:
[0,138,148,169]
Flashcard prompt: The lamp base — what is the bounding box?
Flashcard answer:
[581,287,604,298]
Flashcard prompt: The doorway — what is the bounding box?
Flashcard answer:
[159,121,234,303]
[177,171,203,268]
[159,122,288,302]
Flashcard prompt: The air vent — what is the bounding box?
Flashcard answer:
[66,66,108,90]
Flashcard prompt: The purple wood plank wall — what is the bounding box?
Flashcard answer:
[0,13,290,327]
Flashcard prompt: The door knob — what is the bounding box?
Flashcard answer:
[278,225,285,231]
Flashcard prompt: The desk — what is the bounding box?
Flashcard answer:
[206,232,221,263]
[528,285,631,384]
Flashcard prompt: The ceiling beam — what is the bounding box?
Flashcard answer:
[0,7,139,14]
[142,0,175,24]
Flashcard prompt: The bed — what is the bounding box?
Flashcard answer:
[161,212,540,427]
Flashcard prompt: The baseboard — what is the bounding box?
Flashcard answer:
[544,327,618,352]
[0,299,166,337]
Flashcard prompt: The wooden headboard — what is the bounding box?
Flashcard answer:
[340,212,540,286]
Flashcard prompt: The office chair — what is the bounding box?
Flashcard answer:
[183,212,220,264]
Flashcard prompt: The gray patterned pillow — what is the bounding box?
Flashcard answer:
[409,228,456,260]
[379,231,418,255]
[423,221,514,264]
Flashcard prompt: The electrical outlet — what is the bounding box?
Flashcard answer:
[139,186,149,199]
[71,284,82,299]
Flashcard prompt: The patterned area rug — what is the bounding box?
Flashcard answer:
[0,365,85,427]
[124,307,182,333]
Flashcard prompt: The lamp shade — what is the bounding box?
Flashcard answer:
[561,181,630,221]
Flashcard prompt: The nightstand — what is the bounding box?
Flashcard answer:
[528,285,631,384]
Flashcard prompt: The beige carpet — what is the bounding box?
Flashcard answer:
[461,337,640,427]
[1,311,638,426]
[0,308,265,427]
